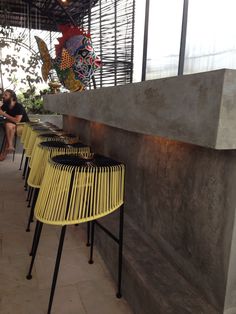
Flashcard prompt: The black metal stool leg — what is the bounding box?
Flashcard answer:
[28,187,34,208]
[24,166,30,191]
[88,221,95,264]
[0,134,6,153]
[26,186,31,201]
[29,219,40,256]
[116,205,124,298]
[19,148,25,170]
[86,221,91,247]
[12,134,17,162]
[26,188,39,232]
[26,221,43,280]
[47,226,67,314]
[22,156,29,179]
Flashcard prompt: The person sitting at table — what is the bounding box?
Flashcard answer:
[0,89,29,161]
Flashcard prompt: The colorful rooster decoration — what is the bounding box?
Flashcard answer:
[35,25,101,92]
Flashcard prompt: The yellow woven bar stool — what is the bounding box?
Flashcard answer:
[25,127,52,158]
[26,141,90,232]
[26,130,77,195]
[20,120,41,145]
[23,123,44,150]
[22,124,49,179]
[23,126,51,190]
[27,133,81,209]
[16,122,26,138]
[29,132,79,165]
[19,122,42,170]
[29,133,62,169]
[26,133,63,209]
[26,154,125,314]
[24,127,65,204]
[20,123,29,145]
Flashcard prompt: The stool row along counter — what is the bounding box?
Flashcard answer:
[18,120,126,314]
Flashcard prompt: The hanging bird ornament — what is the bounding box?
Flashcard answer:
[35,25,101,92]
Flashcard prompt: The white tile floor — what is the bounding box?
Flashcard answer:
[0,154,132,314]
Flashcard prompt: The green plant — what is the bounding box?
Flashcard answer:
[17,87,52,114]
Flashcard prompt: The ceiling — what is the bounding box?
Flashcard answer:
[0,0,98,31]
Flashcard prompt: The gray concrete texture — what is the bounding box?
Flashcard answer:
[63,115,236,314]
[43,69,236,313]
[45,69,236,149]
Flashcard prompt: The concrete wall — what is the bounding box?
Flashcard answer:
[63,115,236,314]
[42,69,236,313]
[45,69,236,149]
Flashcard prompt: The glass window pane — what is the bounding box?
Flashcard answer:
[184,0,236,74]
[133,0,146,82]
[146,0,183,79]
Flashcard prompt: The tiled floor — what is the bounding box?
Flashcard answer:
[0,154,132,314]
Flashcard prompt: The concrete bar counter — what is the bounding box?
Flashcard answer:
[44,69,236,314]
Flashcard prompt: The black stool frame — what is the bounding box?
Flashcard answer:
[19,148,25,170]
[26,168,125,314]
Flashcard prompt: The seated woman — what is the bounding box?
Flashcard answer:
[0,89,29,161]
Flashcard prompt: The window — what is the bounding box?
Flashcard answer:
[146,0,183,79]
[185,0,236,74]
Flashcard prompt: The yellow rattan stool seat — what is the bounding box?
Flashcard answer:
[23,124,48,150]
[28,141,90,189]
[20,123,28,144]
[29,133,62,168]
[16,122,26,138]
[34,154,125,226]
[21,122,42,144]
[25,127,51,157]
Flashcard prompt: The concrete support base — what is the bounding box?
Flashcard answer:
[63,115,236,314]
[42,69,236,313]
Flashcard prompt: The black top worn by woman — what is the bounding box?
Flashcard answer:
[2,102,29,122]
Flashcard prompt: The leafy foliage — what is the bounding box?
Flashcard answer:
[17,87,52,114]
[0,25,42,91]
[0,25,54,114]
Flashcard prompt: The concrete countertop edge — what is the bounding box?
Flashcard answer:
[44,68,236,150]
